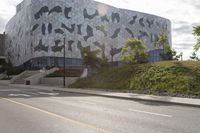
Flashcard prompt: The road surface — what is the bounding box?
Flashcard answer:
[0,85,200,133]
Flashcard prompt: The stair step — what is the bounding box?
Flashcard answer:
[13,70,40,84]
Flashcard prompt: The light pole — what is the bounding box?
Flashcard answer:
[110,45,114,67]
[63,37,66,87]
[180,52,183,61]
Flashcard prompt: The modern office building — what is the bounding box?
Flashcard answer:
[0,33,5,60]
[0,33,5,72]
[4,0,171,69]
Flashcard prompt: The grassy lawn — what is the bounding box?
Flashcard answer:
[69,61,200,98]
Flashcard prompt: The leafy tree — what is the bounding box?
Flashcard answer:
[193,25,200,51]
[2,61,13,78]
[81,48,101,69]
[160,45,177,60]
[155,32,176,60]
[122,38,148,64]
[190,52,199,61]
[2,61,25,76]
[154,32,169,48]
[174,52,183,61]
[80,47,110,69]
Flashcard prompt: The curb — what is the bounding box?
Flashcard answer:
[7,84,200,108]
[53,89,200,108]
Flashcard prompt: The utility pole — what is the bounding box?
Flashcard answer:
[110,45,114,67]
[63,37,66,87]
[180,52,183,61]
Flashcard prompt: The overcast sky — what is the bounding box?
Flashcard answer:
[0,0,200,59]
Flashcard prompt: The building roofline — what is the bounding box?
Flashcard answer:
[93,0,171,22]
[11,0,170,22]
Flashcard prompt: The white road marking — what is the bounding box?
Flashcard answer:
[128,108,172,118]
[2,98,110,133]
[38,92,59,96]
[8,94,31,97]
[0,89,21,92]
[79,100,96,105]
[20,91,39,95]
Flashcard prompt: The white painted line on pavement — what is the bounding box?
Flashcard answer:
[79,100,96,105]
[8,94,31,97]
[38,92,59,96]
[0,89,20,92]
[128,108,172,118]
[20,91,40,95]
[1,97,111,133]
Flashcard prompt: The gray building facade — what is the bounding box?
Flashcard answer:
[0,34,5,58]
[5,0,171,68]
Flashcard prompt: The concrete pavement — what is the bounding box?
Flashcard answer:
[6,83,200,108]
[0,85,200,133]
[0,80,200,107]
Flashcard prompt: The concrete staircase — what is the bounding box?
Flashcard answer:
[11,71,39,84]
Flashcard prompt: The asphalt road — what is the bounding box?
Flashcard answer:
[0,85,200,133]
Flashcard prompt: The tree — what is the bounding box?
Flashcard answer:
[193,25,200,51]
[81,48,101,69]
[122,38,148,64]
[155,32,169,49]
[174,52,183,61]
[190,52,199,61]
[2,61,13,78]
[160,45,177,60]
[155,32,176,60]
[81,47,110,69]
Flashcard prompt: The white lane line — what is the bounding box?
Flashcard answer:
[20,91,40,95]
[79,100,96,105]
[38,92,59,96]
[128,108,172,118]
[0,89,20,92]
[2,98,110,133]
[8,94,31,97]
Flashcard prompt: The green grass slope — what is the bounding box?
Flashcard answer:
[69,61,200,97]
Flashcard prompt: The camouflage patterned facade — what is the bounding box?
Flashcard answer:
[5,0,171,68]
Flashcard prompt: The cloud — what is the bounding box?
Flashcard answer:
[0,0,21,33]
[192,3,200,10]
[0,17,6,33]
[182,0,200,10]
[174,25,192,34]
[172,21,194,36]
[173,42,194,49]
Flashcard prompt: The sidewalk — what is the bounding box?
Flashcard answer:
[0,80,10,86]
[5,83,200,108]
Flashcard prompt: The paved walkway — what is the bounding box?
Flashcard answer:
[0,80,10,86]
[0,80,200,107]
[0,82,197,107]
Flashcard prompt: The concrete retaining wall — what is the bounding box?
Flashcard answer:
[25,68,59,85]
[0,74,6,80]
[10,71,27,84]
[40,77,79,87]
